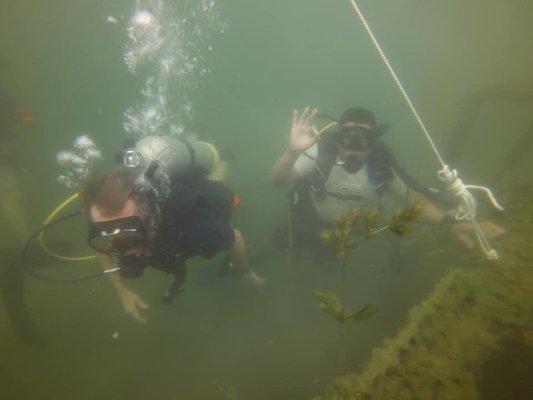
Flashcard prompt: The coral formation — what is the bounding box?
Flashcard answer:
[313,186,533,400]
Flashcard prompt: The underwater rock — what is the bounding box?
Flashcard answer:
[313,185,533,400]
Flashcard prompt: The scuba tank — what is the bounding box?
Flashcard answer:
[116,135,235,222]
[120,135,219,184]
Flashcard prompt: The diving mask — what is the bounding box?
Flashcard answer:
[88,216,148,254]
[339,126,375,152]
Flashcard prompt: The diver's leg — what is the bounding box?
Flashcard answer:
[226,229,264,285]
[225,229,248,275]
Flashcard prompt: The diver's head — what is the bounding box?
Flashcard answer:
[82,166,151,260]
[337,107,386,173]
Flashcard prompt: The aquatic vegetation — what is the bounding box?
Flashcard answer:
[317,206,421,372]
[321,209,360,265]
[389,204,424,236]
[313,186,533,399]
[363,209,379,239]
[315,291,377,325]
[362,204,423,238]
[320,205,422,269]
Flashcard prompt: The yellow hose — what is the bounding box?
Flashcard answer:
[317,121,338,136]
[38,192,95,261]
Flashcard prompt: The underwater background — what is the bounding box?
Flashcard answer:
[0,0,531,399]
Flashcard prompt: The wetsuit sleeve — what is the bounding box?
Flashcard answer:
[292,143,317,180]
[181,210,235,259]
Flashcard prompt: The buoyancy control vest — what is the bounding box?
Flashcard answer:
[117,136,237,269]
[294,130,441,213]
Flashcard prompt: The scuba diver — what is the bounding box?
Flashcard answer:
[83,135,264,323]
[0,88,44,346]
[270,106,505,265]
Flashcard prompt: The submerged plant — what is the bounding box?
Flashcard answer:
[315,290,377,325]
[316,205,422,372]
[389,204,424,236]
[321,209,360,266]
[363,209,379,239]
[363,204,424,238]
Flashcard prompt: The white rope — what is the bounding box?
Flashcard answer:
[347,0,504,259]
[347,0,445,168]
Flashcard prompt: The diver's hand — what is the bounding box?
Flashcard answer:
[288,107,319,152]
[450,220,506,249]
[118,288,149,324]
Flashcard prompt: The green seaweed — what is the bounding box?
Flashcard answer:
[316,205,421,372]
[363,208,379,239]
[389,203,424,236]
[320,209,360,266]
[315,290,377,325]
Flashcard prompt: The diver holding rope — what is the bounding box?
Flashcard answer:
[346,0,506,259]
[270,107,505,265]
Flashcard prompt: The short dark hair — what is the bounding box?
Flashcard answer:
[81,166,135,216]
[340,107,377,128]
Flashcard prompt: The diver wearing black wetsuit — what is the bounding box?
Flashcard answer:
[85,162,262,323]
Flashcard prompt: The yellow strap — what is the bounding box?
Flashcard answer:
[38,192,96,261]
[317,121,338,136]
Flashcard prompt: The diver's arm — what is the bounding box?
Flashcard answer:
[96,253,149,323]
[271,148,302,186]
[387,174,505,247]
[96,253,128,298]
[271,107,318,186]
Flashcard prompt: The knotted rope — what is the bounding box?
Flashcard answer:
[347,0,503,259]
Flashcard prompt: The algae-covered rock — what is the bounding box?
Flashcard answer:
[313,185,533,400]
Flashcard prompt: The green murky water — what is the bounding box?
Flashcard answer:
[1,1,531,399]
